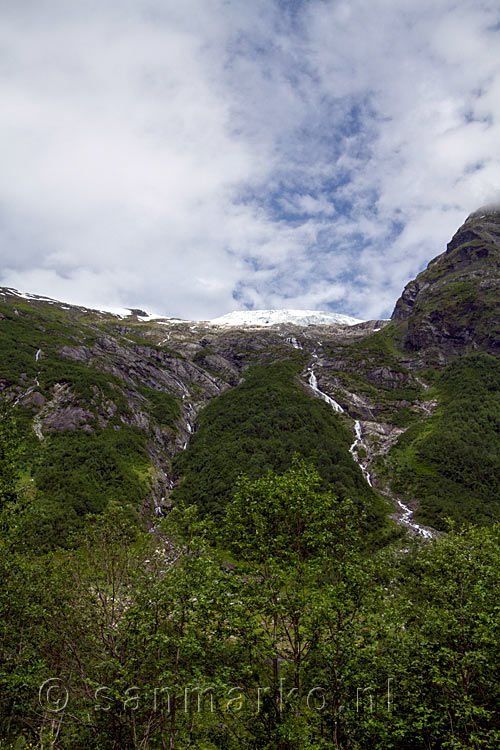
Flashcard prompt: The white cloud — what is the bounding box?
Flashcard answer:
[0,0,499,320]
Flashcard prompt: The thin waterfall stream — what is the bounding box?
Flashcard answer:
[307,364,435,539]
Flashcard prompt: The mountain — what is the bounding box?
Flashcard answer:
[392,204,500,360]
[1,206,499,547]
[3,206,500,750]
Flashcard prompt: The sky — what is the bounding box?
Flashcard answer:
[1,0,499,321]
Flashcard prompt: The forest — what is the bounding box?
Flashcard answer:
[1,406,500,749]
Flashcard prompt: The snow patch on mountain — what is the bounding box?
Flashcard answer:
[209,309,364,327]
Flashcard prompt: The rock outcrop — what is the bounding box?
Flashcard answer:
[392,205,500,360]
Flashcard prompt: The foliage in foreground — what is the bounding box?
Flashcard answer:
[1,456,500,749]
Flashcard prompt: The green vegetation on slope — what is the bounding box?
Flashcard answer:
[0,403,20,509]
[0,303,72,382]
[389,353,500,529]
[28,426,150,545]
[137,383,180,427]
[172,359,387,532]
[0,298,186,546]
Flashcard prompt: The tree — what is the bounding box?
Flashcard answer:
[222,458,378,749]
[35,505,237,749]
[384,525,500,749]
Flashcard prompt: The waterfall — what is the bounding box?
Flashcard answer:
[307,369,344,413]
[349,420,372,486]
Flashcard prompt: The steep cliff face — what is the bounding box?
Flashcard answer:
[392,205,500,360]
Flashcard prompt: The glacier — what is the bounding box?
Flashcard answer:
[209,309,363,327]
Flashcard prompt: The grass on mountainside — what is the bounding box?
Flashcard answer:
[137,384,180,427]
[388,353,500,529]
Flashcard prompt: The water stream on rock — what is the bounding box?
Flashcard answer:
[306,363,435,539]
[307,368,344,413]
[13,349,42,407]
[349,420,372,487]
[395,499,434,539]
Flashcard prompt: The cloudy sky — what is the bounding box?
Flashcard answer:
[1,0,499,320]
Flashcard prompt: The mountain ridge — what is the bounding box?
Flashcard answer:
[1,287,366,328]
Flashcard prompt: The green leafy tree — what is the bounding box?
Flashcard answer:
[222,459,378,749]
[35,506,238,749]
[377,526,500,749]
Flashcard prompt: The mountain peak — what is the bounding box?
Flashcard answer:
[464,202,500,222]
[391,206,500,359]
[445,203,500,256]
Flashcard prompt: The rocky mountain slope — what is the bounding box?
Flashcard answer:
[1,205,499,545]
[392,204,500,360]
